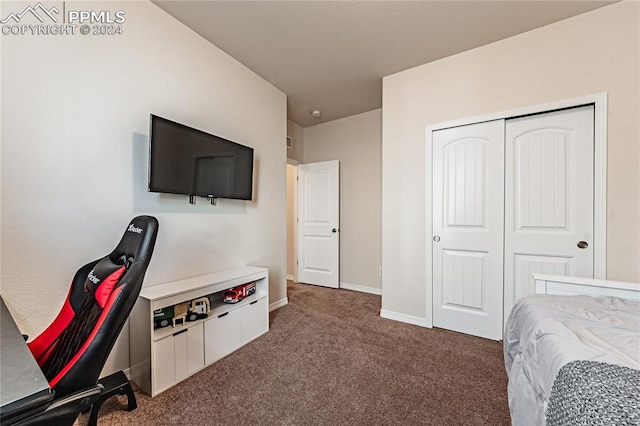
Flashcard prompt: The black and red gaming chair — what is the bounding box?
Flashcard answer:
[14,216,158,426]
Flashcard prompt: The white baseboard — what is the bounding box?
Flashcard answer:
[269,297,288,311]
[380,309,430,328]
[340,282,382,295]
[286,274,294,281]
[126,360,149,381]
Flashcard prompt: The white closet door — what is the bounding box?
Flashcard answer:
[503,106,594,320]
[432,120,505,341]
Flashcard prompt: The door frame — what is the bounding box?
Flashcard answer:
[287,158,300,283]
[424,92,608,329]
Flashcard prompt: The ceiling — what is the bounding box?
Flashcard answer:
[152,1,614,127]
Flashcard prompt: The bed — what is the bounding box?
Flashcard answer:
[504,274,640,425]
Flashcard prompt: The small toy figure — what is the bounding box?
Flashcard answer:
[223,281,256,304]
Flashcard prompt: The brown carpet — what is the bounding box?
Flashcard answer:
[85,281,511,425]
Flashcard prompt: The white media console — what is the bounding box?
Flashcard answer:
[129,266,269,396]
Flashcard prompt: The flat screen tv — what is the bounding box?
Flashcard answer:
[149,115,254,202]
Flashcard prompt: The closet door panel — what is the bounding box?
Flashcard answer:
[504,106,594,320]
[432,119,505,341]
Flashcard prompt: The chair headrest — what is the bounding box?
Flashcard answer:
[109,216,158,270]
[81,216,158,307]
[83,258,126,308]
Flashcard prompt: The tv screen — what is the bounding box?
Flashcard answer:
[149,115,254,200]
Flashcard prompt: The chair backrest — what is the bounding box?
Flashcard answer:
[28,216,158,398]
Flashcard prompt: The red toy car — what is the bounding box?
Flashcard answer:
[223,281,256,303]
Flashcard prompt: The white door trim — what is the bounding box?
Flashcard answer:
[425,92,607,329]
[287,159,299,282]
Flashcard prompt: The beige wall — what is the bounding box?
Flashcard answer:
[304,109,382,291]
[382,1,640,318]
[1,1,287,375]
[287,119,304,162]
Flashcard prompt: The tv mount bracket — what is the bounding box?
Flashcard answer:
[188,195,217,206]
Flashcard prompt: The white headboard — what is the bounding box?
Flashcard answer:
[533,274,640,301]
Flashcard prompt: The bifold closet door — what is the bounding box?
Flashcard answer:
[432,120,505,341]
[503,106,595,320]
[433,105,595,340]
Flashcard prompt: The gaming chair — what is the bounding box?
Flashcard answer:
[13,216,158,426]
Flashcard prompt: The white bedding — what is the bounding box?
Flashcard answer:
[504,294,640,426]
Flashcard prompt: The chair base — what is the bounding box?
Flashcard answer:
[88,371,136,426]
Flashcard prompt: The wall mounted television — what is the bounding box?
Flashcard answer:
[149,114,254,204]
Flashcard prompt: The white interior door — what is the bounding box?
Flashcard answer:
[297,161,340,288]
[503,106,594,320]
[432,120,505,341]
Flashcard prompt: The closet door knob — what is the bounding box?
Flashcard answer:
[433,236,441,242]
[577,241,588,249]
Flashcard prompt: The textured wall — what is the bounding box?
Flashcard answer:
[303,110,382,291]
[382,1,640,320]
[1,1,287,375]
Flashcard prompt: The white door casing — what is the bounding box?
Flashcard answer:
[503,105,594,320]
[297,160,340,288]
[432,120,505,340]
[286,161,299,282]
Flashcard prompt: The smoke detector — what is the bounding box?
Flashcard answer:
[311,110,321,118]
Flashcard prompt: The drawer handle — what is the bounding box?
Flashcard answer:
[173,329,187,337]
[218,312,229,318]
[250,300,258,305]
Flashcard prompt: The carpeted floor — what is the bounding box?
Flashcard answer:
[85,281,511,425]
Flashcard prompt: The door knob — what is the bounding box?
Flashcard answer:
[332,228,338,233]
[433,236,440,242]
[577,241,589,249]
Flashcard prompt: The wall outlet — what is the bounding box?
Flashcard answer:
[378,266,382,276]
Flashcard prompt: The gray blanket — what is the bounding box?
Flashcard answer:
[546,360,640,426]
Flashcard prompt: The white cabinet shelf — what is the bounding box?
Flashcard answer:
[130,266,268,396]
